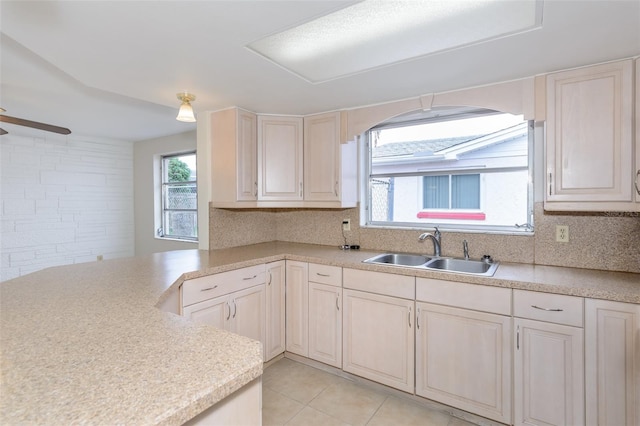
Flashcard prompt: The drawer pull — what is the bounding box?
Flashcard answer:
[242,275,257,281]
[531,305,563,312]
[200,285,218,292]
[316,273,331,277]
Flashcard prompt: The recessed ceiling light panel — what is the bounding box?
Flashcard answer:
[247,0,544,83]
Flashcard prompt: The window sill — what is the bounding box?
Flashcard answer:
[417,211,486,220]
[155,236,199,244]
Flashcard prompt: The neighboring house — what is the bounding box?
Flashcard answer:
[371,123,529,227]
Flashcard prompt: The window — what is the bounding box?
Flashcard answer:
[159,152,198,241]
[365,108,533,232]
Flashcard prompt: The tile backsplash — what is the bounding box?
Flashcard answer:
[210,203,640,273]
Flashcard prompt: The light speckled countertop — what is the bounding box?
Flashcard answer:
[1,242,638,425]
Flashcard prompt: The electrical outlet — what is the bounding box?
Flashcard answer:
[556,225,569,243]
[342,219,351,231]
[97,255,104,261]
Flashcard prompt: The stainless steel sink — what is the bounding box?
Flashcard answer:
[424,257,499,276]
[363,253,432,267]
[362,253,499,276]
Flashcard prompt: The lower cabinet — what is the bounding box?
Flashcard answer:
[513,290,585,426]
[183,285,266,352]
[308,263,343,368]
[265,260,286,362]
[285,260,309,357]
[585,298,640,426]
[342,288,415,393]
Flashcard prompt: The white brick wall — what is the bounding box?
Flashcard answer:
[1,132,134,281]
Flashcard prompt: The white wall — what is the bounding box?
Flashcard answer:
[134,130,198,256]
[0,132,134,281]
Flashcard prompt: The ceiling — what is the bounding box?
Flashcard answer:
[1,1,639,142]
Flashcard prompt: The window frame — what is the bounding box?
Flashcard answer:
[158,151,198,242]
[362,109,535,234]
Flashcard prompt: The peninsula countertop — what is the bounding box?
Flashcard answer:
[1,242,638,425]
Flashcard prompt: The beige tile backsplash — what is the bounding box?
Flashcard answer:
[210,203,640,273]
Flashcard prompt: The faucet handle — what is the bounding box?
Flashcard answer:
[433,226,441,237]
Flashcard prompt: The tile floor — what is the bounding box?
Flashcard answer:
[262,357,478,426]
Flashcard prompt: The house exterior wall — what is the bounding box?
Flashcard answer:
[0,132,134,281]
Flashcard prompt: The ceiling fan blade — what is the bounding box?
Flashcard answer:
[0,115,71,135]
[0,128,8,135]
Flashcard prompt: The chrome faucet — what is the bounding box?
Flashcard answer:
[418,227,441,257]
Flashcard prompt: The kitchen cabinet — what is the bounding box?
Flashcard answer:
[303,112,357,206]
[181,264,266,357]
[257,115,304,201]
[545,59,636,211]
[342,268,415,393]
[585,299,640,426]
[285,260,308,357]
[209,107,258,205]
[265,260,286,362]
[415,279,512,424]
[635,58,640,205]
[513,290,585,426]
[308,263,342,368]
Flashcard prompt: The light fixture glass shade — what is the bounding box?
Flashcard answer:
[176,102,196,122]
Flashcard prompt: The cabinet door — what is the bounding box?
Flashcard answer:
[183,295,229,331]
[545,60,633,209]
[308,282,342,368]
[237,109,257,201]
[416,302,511,424]
[514,318,584,426]
[257,115,303,201]
[285,261,308,356]
[265,261,286,362]
[635,58,640,205]
[585,299,640,426]
[342,289,414,393]
[304,112,340,201]
[229,285,265,357]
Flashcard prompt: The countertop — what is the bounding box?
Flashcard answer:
[1,242,638,425]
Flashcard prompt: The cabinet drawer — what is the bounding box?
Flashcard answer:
[416,278,511,315]
[182,264,266,307]
[343,268,414,299]
[514,290,583,327]
[308,263,342,287]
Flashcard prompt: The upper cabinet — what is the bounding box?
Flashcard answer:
[544,59,636,211]
[206,108,357,208]
[257,115,304,201]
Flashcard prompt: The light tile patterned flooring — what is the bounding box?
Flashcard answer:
[262,357,477,426]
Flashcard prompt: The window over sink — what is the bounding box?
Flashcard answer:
[364,107,534,233]
[158,152,198,241]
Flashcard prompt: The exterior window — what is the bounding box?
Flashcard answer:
[159,152,197,241]
[365,108,533,232]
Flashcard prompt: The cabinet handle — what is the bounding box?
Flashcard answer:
[242,275,257,281]
[334,181,338,196]
[635,170,640,195]
[226,302,231,320]
[516,325,520,350]
[336,294,340,311]
[416,308,420,330]
[316,272,331,277]
[267,271,272,286]
[232,300,237,318]
[548,172,553,196]
[299,182,303,197]
[531,305,563,312]
[254,181,258,197]
[200,285,218,292]
[408,306,412,328]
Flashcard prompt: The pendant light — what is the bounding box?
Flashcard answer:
[176,92,196,122]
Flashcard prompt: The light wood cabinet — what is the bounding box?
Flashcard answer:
[415,278,512,424]
[545,59,635,211]
[209,107,257,205]
[257,115,304,201]
[307,263,342,368]
[303,112,357,206]
[514,291,585,426]
[585,299,640,426]
[265,260,286,362]
[285,260,308,356]
[183,285,266,357]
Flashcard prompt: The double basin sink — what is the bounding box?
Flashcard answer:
[363,253,499,276]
